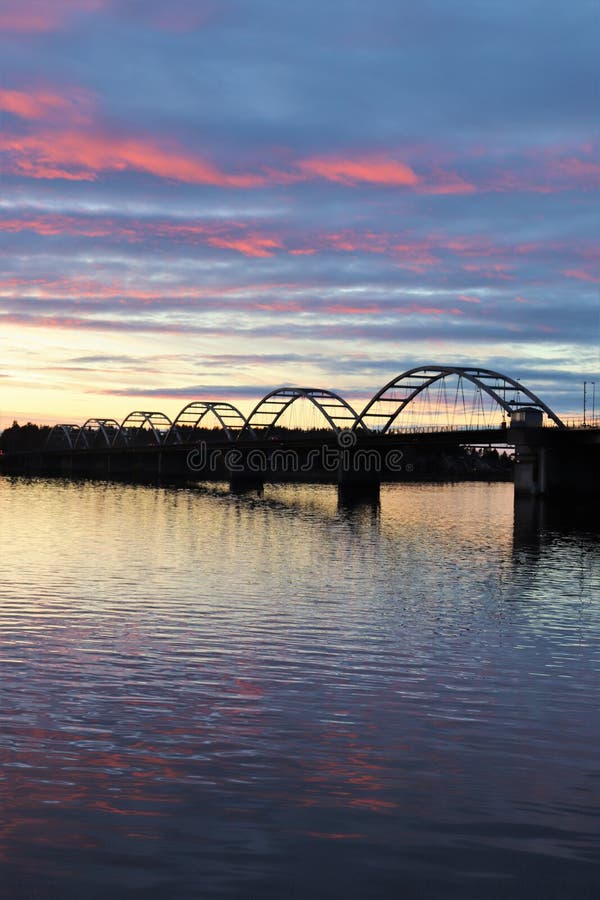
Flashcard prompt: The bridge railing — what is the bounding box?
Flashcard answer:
[562,417,600,429]
[385,421,559,435]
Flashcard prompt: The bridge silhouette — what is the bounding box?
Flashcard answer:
[44,365,566,451]
[3,364,598,500]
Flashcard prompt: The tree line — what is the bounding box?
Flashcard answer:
[0,421,52,452]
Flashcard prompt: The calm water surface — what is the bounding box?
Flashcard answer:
[0,478,598,898]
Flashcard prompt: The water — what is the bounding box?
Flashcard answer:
[0,477,598,899]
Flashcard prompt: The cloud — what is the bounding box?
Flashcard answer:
[547,156,600,187]
[417,169,476,195]
[0,0,110,33]
[297,155,420,187]
[106,384,277,399]
[2,286,596,348]
[0,211,570,274]
[487,148,600,194]
[0,94,466,191]
[0,87,93,122]
[3,80,597,198]
[0,0,216,34]
[206,234,283,257]
[0,129,267,185]
[562,268,600,283]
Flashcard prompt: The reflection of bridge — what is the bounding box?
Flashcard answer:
[3,365,599,499]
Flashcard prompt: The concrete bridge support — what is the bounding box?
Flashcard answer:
[514,444,548,496]
[512,428,599,500]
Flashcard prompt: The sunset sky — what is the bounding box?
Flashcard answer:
[1,0,599,427]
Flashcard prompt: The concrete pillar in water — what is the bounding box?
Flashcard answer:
[514,444,547,496]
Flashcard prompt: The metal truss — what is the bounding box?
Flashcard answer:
[112,411,174,447]
[44,424,82,450]
[74,418,121,449]
[356,365,565,431]
[241,387,363,437]
[165,401,251,443]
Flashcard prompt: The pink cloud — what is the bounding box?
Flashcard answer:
[488,147,600,194]
[206,234,283,257]
[321,231,388,253]
[0,100,424,190]
[0,130,266,186]
[0,212,545,279]
[0,213,285,257]
[398,303,461,316]
[390,241,439,272]
[0,0,108,33]
[306,230,439,271]
[562,268,600,283]
[462,262,513,280]
[149,2,218,32]
[418,169,476,195]
[0,274,300,305]
[549,157,600,184]
[444,236,501,258]
[0,88,94,122]
[324,304,382,315]
[0,214,111,237]
[0,0,220,34]
[297,155,420,187]
[458,294,481,303]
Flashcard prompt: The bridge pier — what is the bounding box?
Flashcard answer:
[229,473,265,493]
[337,480,380,506]
[514,444,548,496]
[512,427,600,499]
[337,445,381,498]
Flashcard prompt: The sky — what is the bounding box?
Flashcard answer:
[1,0,599,428]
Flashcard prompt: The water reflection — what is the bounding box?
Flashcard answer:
[0,477,599,898]
[514,495,599,545]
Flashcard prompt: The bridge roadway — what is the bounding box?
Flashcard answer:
[2,424,598,500]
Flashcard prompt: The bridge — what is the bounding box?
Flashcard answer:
[2,365,598,499]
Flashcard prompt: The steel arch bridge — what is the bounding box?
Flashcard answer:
[74,418,121,449]
[112,411,174,447]
[45,424,82,450]
[355,365,565,432]
[241,387,363,437]
[38,364,566,452]
[165,401,250,443]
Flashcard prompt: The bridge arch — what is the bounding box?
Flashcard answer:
[112,411,174,448]
[165,401,250,443]
[241,387,363,438]
[74,418,120,449]
[356,366,565,432]
[44,424,81,450]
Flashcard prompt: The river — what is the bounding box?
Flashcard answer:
[0,477,598,898]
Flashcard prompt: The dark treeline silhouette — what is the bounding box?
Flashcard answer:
[430,446,513,476]
[0,421,513,479]
[0,421,52,452]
